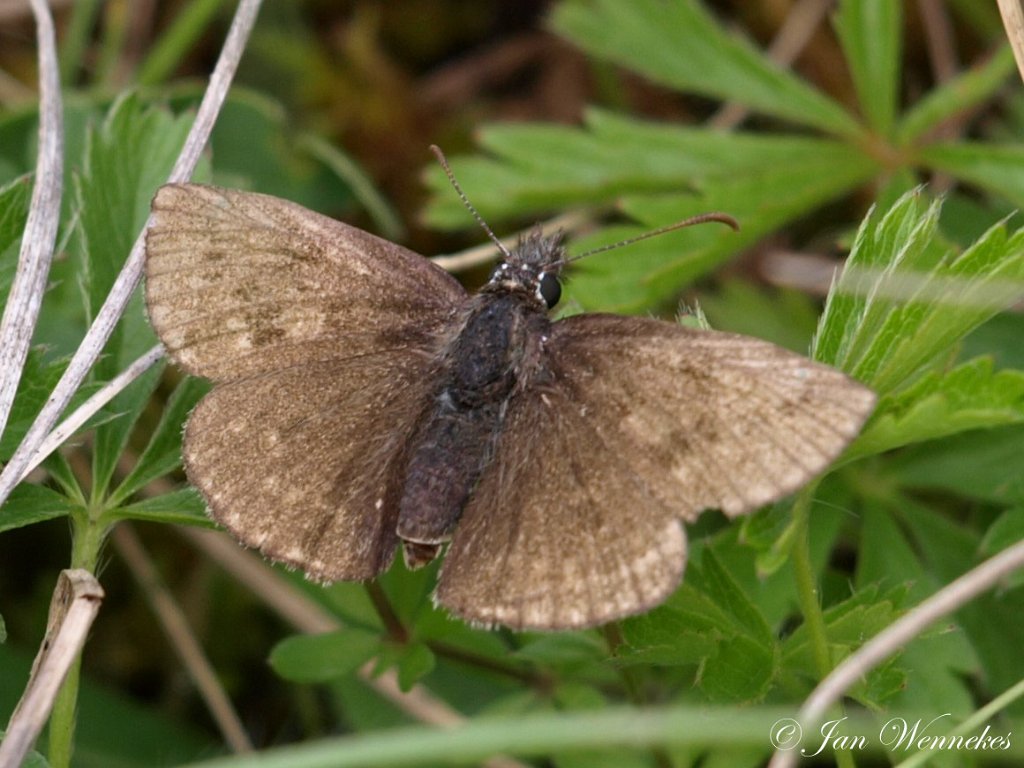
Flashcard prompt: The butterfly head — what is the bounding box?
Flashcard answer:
[485,229,566,310]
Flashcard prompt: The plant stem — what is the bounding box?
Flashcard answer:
[364,581,408,643]
[47,512,106,768]
[46,660,81,768]
[790,484,831,680]
[790,484,858,768]
[600,623,674,768]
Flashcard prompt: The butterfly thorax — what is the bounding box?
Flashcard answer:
[396,286,551,569]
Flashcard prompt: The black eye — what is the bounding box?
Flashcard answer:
[538,272,561,308]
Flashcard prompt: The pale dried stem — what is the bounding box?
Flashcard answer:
[16,345,165,483]
[0,0,63,438]
[769,540,1024,768]
[0,0,264,507]
[998,0,1024,84]
[112,525,254,754]
[0,570,104,767]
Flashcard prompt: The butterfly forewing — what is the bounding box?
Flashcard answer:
[145,184,465,381]
[436,314,875,629]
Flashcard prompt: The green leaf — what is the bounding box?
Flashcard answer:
[898,46,1017,144]
[833,0,901,135]
[0,174,32,294]
[425,111,875,228]
[269,628,381,684]
[43,451,84,502]
[814,191,940,370]
[616,586,723,667]
[90,362,164,503]
[1,349,66,460]
[963,312,1024,370]
[394,642,436,692]
[887,425,1024,505]
[549,0,859,137]
[693,548,772,645]
[814,190,1024,394]
[980,506,1024,556]
[850,357,1024,459]
[109,376,209,506]
[619,550,776,702]
[514,634,607,672]
[111,487,214,527]
[898,497,1024,700]
[0,483,82,533]
[920,141,1024,209]
[784,581,908,666]
[782,579,910,708]
[74,92,191,332]
[550,687,648,768]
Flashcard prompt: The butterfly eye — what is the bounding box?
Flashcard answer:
[538,272,561,308]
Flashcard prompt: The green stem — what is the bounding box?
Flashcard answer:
[46,660,82,768]
[790,484,858,768]
[47,513,107,768]
[600,623,674,768]
[790,484,831,680]
[600,622,643,704]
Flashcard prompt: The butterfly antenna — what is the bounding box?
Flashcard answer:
[563,212,740,265]
[430,145,513,259]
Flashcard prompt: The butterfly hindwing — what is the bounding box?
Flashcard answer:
[437,314,875,629]
[184,349,438,580]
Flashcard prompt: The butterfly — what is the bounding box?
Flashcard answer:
[144,159,875,630]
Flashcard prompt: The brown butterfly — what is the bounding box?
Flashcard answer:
[144,159,875,630]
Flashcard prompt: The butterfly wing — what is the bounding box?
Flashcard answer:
[436,314,875,629]
[145,183,465,381]
[184,351,432,579]
[145,184,467,578]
